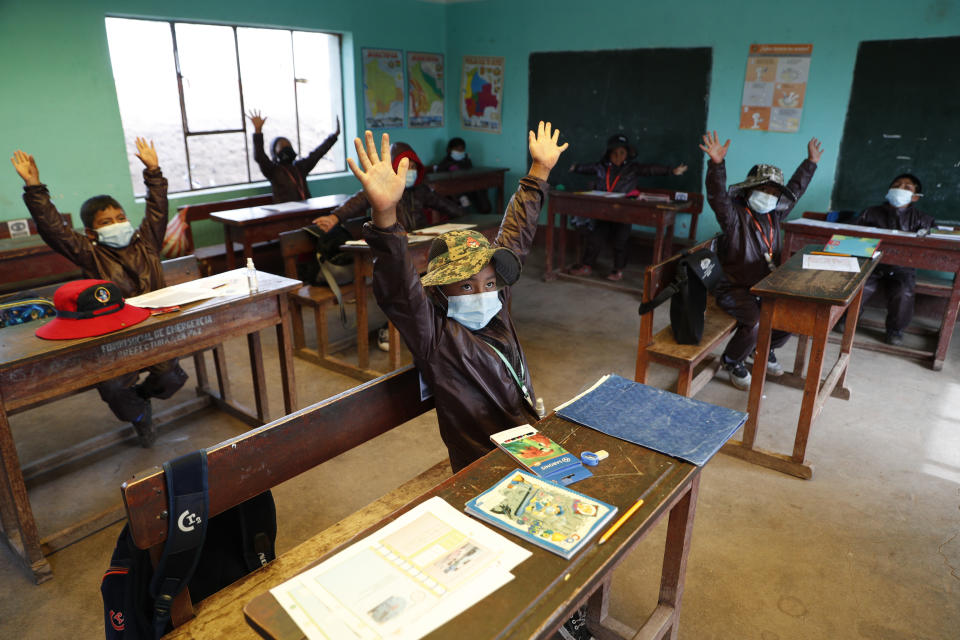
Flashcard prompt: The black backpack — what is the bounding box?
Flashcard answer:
[638,247,724,345]
[101,451,276,639]
[300,223,355,325]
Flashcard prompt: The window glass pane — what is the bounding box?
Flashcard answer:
[175,23,243,132]
[186,133,249,189]
[105,18,189,195]
[237,27,298,179]
[293,31,345,175]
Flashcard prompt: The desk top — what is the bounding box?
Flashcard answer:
[210,194,351,226]
[752,244,878,305]
[548,189,701,214]
[783,218,960,248]
[241,414,696,640]
[0,234,60,257]
[425,166,508,184]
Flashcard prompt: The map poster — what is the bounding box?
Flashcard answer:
[407,51,444,128]
[362,48,404,129]
[740,44,813,133]
[461,55,504,133]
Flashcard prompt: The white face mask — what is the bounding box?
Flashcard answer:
[747,190,779,214]
[450,150,467,162]
[446,290,502,331]
[885,187,914,208]
[96,221,135,248]
[405,169,418,188]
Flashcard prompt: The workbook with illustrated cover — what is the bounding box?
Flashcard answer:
[490,425,592,485]
[465,470,617,559]
[823,234,881,257]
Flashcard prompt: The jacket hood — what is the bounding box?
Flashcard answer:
[390,142,425,186]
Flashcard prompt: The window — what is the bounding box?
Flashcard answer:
[104,17,345,197]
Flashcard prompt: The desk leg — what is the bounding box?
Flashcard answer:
[0,408,52,583]
[388,322,401,372]
[543,205,556,281]
[742,302,774,448]
[242,230,254,264]
[496,183,504,215]
[214,344,232,402]
[655,472,699,640]
[276,295,297,415]
[355,258,370,371]
[933,285,960,371]
[247,332,269,423]
[559,215,568,272]
[793,306,831,463]
[224,227,237,270]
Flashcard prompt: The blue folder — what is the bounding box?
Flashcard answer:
[555,375,747,466]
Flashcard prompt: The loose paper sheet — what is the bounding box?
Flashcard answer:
[801,254,861,272]
[261,201,311,213]
[126,269,251,308]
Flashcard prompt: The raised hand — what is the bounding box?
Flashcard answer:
[313,213,338,232]
[673,163,689,176]
[807,137,823,163]
[698,131,730,164]
[333,116,340,137]
[135,137,158,169]
[528,121,569,180]
[347,131,408,228]
[247,109,266,133]
[10,150,40,186]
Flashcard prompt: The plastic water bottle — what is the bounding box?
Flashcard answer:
[535,397,546,419]
[246,257,258,293]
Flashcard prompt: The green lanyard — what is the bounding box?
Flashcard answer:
[484,342,535,411]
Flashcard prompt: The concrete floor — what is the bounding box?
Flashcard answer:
[1,246,958,639]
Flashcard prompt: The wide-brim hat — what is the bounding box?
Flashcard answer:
[729,163,797,201]
[420,230,521,288]
[35,279,150,340]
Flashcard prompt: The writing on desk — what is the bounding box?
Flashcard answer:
[100,315,214,358]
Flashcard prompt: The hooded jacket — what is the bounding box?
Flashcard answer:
[706,158,817,288]
[252,130,339,203]
[22,168,169,298]
[332,142,464,230]
[435,152,474,173]
[362,175,545,472]
[856,202,933,233]
[571,159,671,194]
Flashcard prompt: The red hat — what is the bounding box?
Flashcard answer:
[35,279,150,340]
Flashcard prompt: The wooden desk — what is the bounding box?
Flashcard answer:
[783,218,960,370]
[211,194,350,270]
[0,271,300,583]
[341,222,499,378]
[164,414,700,639]
[722,246,878,479]
[0,234,82,295]
[544,189,703,284]
[425,167,508,213]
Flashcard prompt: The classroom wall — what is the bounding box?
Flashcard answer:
[443,0,960,239]
[0,0,448,247]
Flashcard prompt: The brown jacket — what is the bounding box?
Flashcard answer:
[22,168,169,297]
[706,158,817,288]
[252,131,339,202]
[571,159,671,193]
[857,202,934,233]
[363,176,546,471]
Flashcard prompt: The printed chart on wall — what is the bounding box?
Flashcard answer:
[407,52,444,128]
[740,44,813,133]
[362,48,404,129]
[461,55,504,133]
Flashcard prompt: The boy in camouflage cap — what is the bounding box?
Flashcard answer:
[355,122,568,472]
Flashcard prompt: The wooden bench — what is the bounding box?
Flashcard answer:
[635,238,736,397]
[120,364,441,630]
[173,195,274,275]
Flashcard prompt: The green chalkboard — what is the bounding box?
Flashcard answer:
[833,37,960,220]
[528,47,711,194]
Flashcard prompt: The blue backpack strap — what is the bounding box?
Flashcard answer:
[149,450,209,639]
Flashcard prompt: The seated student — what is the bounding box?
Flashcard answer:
[567,133,688,281]
[698,131,822,390]
[433,137,492,213]
[247,109,340,202]
[11,141,188,446]
[854,174,934,345]
[347,121,566,472]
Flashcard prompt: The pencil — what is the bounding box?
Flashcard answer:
[597,461,675,545]
[810,251,852,257]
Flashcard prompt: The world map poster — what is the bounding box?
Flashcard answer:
[461,55,504,133]
[362,48,404,129]
[407,52,444,128]
[740,44,813,133]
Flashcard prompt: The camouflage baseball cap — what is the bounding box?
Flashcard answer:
[729,163,797,201]
[420,230,521,287]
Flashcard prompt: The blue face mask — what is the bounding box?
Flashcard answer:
[96,221,135,248]
[450,150,467,162]
[446,290,502,330]
[747,190,779,214]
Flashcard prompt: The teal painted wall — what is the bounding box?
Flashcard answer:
[443,0,960,238]
[0,0,448,246]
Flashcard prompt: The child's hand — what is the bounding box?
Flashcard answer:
[135,137,159,170]
[10,150,40,186]
[313,214,338,232]
[673,163,689,175]
[807,137,823,164]
[698,131,730,164]
[347,131,408,228]
[247,109,266,133]
[528,121,569,180]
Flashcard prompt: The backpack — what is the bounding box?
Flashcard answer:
[0,294,55,328]
[637,247,724,345]
[101,450,276,639]
[299,224,355,326]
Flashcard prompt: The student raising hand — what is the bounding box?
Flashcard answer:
[699,131,730,164]
[807,137,824,164]
[528,121,569,180]
[347,131,409,228]
[134,137,159,170]
[247,109,267,134]
[10,150,40,186]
